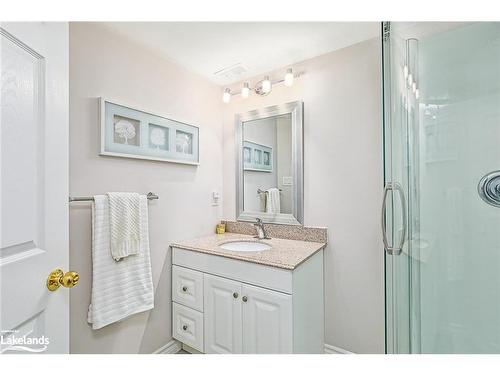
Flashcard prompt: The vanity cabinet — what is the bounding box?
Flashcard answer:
[171,246,324,354]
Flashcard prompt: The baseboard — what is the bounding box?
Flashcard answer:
[153,339,182,354]
[181,343,202,354]
[154,340,350,354]
[324,343,354,354]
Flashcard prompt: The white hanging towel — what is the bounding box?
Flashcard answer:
[107,192,140,261]
[88,195,154,330]
[266,188,281,214]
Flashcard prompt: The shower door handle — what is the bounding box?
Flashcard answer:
[381,182,407,255]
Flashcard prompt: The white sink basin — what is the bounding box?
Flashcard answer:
[219,240,271,252]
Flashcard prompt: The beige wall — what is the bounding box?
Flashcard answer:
[69,24,384,354]
[222,38,384,353]
[69,23,223,353]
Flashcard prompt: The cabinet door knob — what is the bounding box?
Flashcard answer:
[182,286,188,292]
[242,296,248,302]
[233,292,239,299]
[182,324,188,331]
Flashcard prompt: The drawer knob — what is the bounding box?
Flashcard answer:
[242,296,248,302]
[182,286,188,292]
[182,324,188,331]
[233,292,239,299]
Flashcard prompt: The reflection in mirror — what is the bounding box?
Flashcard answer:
[243,114,292,215]
[236,101,303,225]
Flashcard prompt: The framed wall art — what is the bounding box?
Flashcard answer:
[99,98,199,165]
[243,141,273,172]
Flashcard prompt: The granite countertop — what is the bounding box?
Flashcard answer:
[171,232,326,270]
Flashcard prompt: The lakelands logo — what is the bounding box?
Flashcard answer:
[0,330,50,353]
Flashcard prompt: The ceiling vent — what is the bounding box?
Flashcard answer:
[213,63,248,80]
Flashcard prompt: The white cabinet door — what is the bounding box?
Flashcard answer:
[204,274,242,353]
[242,284,292,354]
[1,23,69,354]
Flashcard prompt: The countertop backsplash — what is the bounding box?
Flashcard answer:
[221,220,327,243]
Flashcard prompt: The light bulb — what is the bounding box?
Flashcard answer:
[284,68,294,87]
[241,82,250,98]
[222,88,231,103]
[415,89,420,100]
[403,65,408,78]
[262,76,272,93]
[407,73,413,86]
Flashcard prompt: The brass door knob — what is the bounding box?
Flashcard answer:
[47,269,79,292]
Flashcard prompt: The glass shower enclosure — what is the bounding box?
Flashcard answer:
[382,22,500,353]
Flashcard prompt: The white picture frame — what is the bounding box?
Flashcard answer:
[243,140,273,172]
[99,97,199,165]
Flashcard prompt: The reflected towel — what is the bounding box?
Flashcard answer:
[259,191,267,212]
[88,195,154,330]
[266,188,281,214]
[107,192,140,261]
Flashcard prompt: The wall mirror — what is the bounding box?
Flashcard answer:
[236,101,303,225]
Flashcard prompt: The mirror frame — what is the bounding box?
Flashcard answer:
[235,101,304,225]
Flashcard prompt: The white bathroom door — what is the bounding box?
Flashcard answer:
[0,22,69,354]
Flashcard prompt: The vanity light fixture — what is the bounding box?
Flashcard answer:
[407,73,413,86]
[404,38,420,101]
[221,69,302,103]
[261,76,272,94]
[284,68,294,87]
[241,82,250,98]
[222,88,231,103]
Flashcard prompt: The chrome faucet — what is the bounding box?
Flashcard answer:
[253,218,269,240]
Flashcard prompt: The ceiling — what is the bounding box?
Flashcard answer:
[100,22,379,85]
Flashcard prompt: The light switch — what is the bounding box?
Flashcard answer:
[212,191,220,206]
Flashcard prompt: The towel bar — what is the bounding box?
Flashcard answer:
[69,192,159,202]
[257,188,282,194]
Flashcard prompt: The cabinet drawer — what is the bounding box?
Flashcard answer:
[172,302,204,352]
[172,265,203,311]
[173,247,293,294]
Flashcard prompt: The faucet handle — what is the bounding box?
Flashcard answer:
[255,218,262,225]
